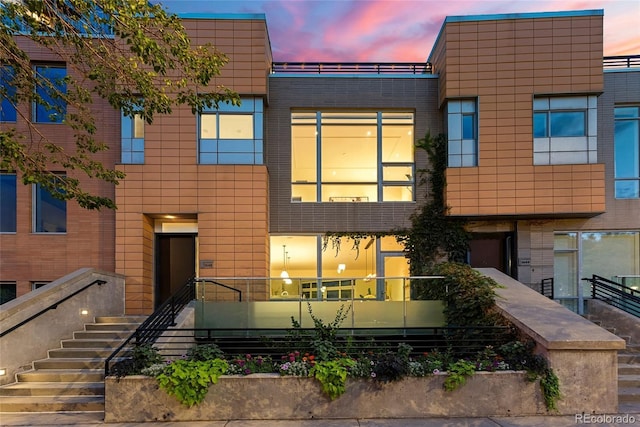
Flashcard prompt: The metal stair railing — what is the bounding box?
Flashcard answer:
[582,274,640,318]
[540,277,554,299]
[0,279,106,338]
[104,276,196,376]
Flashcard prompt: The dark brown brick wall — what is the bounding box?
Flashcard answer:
[266,77,441,234]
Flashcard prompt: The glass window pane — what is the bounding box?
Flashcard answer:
[533,112,548,137]
[199,153,217,164]
[555,232,577,250]
[382,124,414,162]
[615,181,640,199]
[291,184,317,202]
[462,114,475,139]
[292,124,317,183]
[614,120,639,178]
[380,236,405,252]
[382,165,413,182]
[582,232,640,280]
[200,114,217,139]
[0,282,17,304]
[0,173,17,232]
[1,66,16,122]
[322,184,377,202]
[615,107,640,119]
[550,111,585,137]
[383,185,413,201]
[34,65,66,123]
[218,152,255,164]
[219,115,253,139]
[133,114,145,138]
[34,184,66,233]
[321,124,377,182]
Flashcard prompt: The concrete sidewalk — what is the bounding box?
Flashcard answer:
[1,406,639,427]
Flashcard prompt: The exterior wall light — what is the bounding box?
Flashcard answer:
[80,309,89,315]
[0,368,6,376]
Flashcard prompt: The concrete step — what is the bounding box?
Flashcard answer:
[48,348,127,359]
[626,344,640,353]
[619,363,640,375]
[0,316,146,414]
[84,323,139,332]
[619,387,640,403]
[95,316,146,324]
[0,395,104,412]
[61,339,128,349]
[16,369,104,383]
[619,375,640,388]
[33,358,106,370]
[72,330,132,340]
[0,382,104,396]
[619,353,640,364]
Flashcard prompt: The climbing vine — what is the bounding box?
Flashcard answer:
[397,132,470,274]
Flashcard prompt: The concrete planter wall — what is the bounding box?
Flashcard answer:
[105,372,546,422]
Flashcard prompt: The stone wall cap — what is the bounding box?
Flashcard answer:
[477,268,626,351]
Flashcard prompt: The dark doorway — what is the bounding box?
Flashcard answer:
[468,232,516,278]
[156,234,196,309]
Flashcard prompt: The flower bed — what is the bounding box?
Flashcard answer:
[105,371,546,422]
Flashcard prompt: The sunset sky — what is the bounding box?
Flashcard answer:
[152,0,640,62]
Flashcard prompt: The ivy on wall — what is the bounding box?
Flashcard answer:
[397,132,470,275]
[323,132,469,269]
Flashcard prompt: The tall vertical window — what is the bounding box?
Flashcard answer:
[33,181,66,233]
[533,96,597,165]
[121,112,145,164]
[33,64,66,123]
[198,98,263,164]
[1,66,17,122]
[614,106,640,199]
[0,172,17,232]
[291,111,414,202]
[447,99,477,167]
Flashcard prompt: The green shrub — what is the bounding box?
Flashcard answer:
[156,359,228,407]
[110,344,163,378]
[443,359,476,391]
[310,359,355,400]
[415,262,503,327]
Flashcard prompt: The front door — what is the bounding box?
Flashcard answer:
[468,232,516,278]
[156,234,196,309]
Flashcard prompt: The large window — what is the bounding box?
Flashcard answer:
[121,111,145,164]
[1,66,16,122]
[269,235,409,301]
[554,231,640,313]
[447,99,477,167]
[0,172,17,232]
[199,98,263,164]
[33,181,66,233]
[533,96,597,165]
[33,64,66,123]
[291,111,414,202]
[614,106,640,199]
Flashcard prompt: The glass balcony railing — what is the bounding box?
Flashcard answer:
[194,276,445,329]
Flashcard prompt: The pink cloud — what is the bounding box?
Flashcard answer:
[155,0,640,60]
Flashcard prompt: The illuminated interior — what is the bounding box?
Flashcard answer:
[269,235,409,301]
[291,111,415,202]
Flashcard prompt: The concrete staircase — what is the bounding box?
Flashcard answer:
[0,316,145,413]
[587,316,640,406]
[618,343,640,405]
